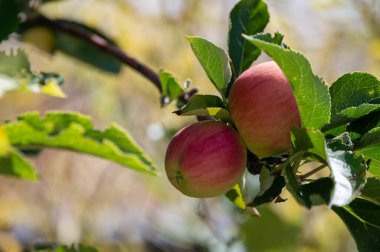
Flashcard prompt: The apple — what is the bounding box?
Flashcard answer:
[228,61,301,158]
[165,121,246,198]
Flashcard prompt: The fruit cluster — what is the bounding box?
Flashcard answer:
[165,61,301,197]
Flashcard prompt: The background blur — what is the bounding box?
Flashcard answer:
[0,0,379,251]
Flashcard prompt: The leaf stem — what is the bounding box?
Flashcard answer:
[300,164,327,180]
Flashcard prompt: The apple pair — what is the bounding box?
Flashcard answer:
[165,61,301,197]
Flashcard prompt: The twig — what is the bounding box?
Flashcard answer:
[300,164,327,180]
[25,15,162,92]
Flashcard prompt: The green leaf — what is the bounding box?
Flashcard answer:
[0,148,38,180]
[329,72,380,115]
[0,126,11,156]
[228,0,269,76]
[174,95,231,121]
[226,183,247,209]
[248,167,285,207]
[0,0,21,42]
[333,198,380,252]
[159,70,186,105]
[3,111,157,175]
[291,127,327,161]
[327,137,367,207]
[323,104,380,132]
[360,177,380,205]
[0,50,66,98]
[355,127,380,177]
[244,35,331,129]
[186,36,232,97]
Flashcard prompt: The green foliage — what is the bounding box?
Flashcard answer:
[174,95,231,121]
[228,0,269,77]
[186,36,232,97]
[244,34,331,130]
[355,127,380,177]
[360,177,380,205]
[3,111,158,176]
[0,148,37,180]
[330,72,380,115]
[248,168,285,207]
[159,69,186,106]
[56,244,98,252]
[0,0,21,42]
[0,50,65,97]
[333,197,380,252]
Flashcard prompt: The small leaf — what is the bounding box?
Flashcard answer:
[159,70,186,105]
[226,184,246,209]
[0,0,21,42]
[174,95,231,121]
[228,0,269,76]
[0,148,38,180]
[360,177,380,205]
[186,36,231,97]
[329,72,380,115]
[244,35,331,130]
[355,127,380,177]
[248,167,285,207]
[333,198,380,252]
[3,111,157,175]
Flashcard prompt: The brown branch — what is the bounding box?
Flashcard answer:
[27,15,162,92]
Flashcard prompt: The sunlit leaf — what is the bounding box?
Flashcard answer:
[3,111,158,175]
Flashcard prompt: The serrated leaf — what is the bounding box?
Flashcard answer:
[327,138,367,207]
[159,70,185,105]
[333,198,380,252]
[244,35,331,129]
[226,184,246,209]
[228,0,269,76]
[360,177,380,205]
[186,36,231,97]
[330,72,380,115]
[355,127,380,177]
[174,95,231,121]
[0,148,38,180]
[0,0,21,42]
[248,167,285,207]
[3,111,157,175]
[0,50,66,98]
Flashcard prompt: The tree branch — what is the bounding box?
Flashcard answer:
[27,15,162,92]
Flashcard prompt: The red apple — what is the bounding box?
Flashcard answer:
[165,121,246,198]
[228,61,301,158]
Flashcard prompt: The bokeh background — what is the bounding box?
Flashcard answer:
[1,0,379,251]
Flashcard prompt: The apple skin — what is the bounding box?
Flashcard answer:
[228,61,301,158]
[165,121,247,198]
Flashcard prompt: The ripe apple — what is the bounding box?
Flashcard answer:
[165,121,246,198]
[228,61,301,158]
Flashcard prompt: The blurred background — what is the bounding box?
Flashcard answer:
[0,0,379,251]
